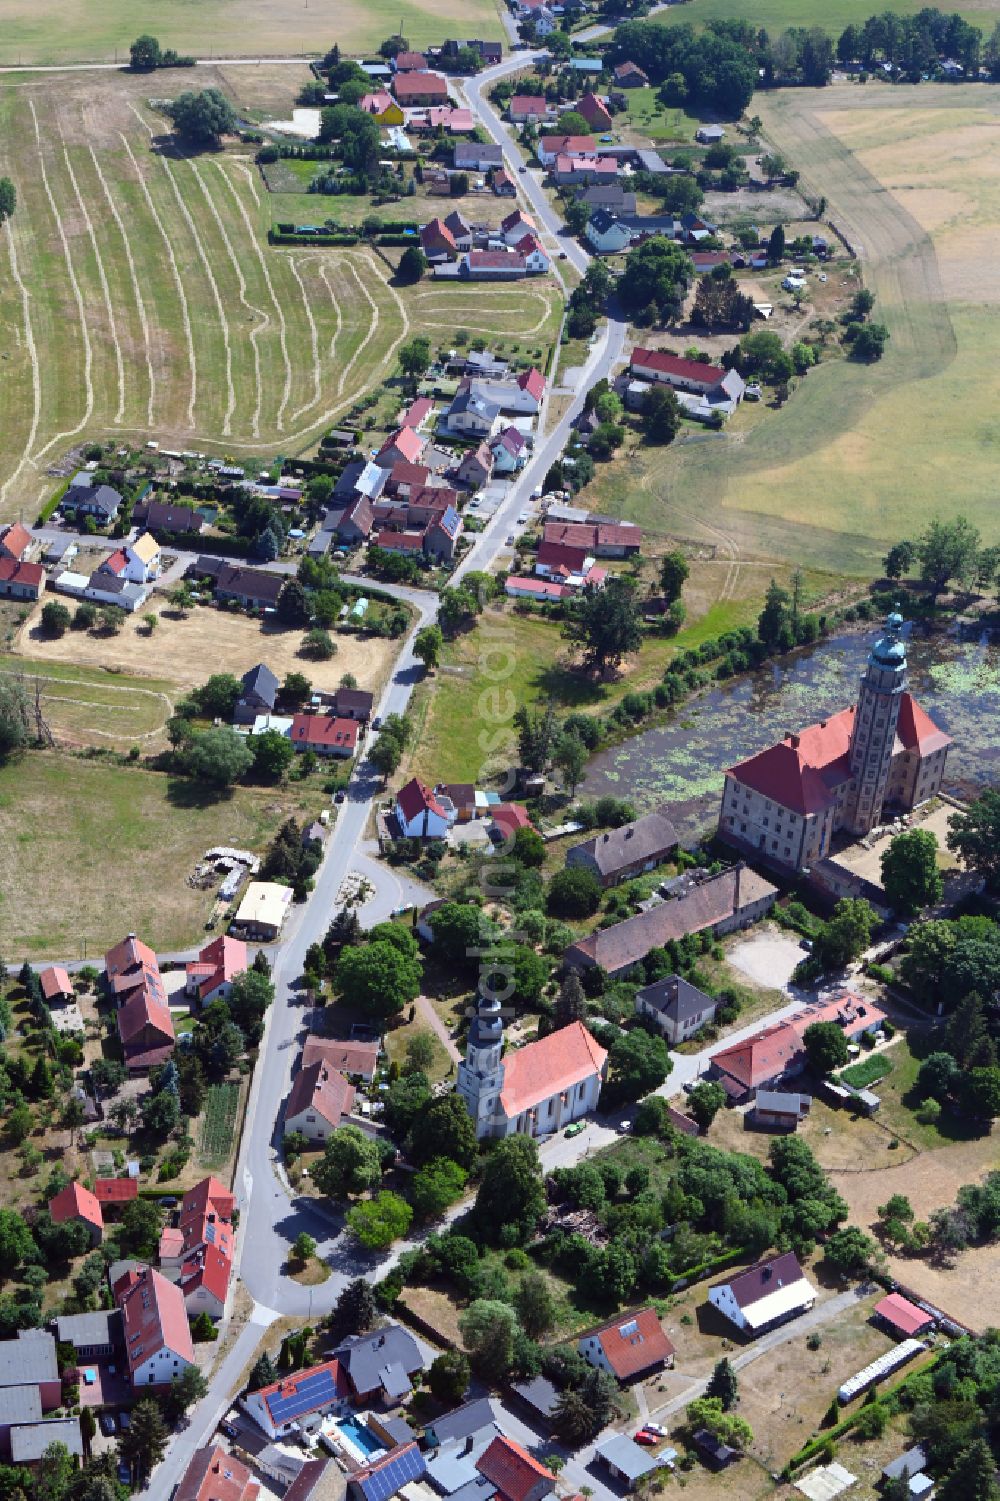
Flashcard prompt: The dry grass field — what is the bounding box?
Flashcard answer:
[0,68,561,525]
[10,598,399,745]
[0,750,327,954]
[0,0,502,67]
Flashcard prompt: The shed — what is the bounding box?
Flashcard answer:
[593,1435,657,1487]
[696,125,725,144]
[873,1293,934,1340]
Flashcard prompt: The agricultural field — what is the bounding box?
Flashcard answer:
[0,751,327,954]
[0,69,561,526]
[0,0,503,67]
[657,0,1000,38]
[585,81,1000,580]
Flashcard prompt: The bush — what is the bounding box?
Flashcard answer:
[547,866,601,917]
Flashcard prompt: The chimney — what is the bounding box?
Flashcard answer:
[789,734,800,749]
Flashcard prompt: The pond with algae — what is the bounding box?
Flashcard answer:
[582,624,1000,843]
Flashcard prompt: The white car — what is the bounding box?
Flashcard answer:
[644,1423,668,1438]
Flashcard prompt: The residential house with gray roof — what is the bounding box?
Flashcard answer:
[566,806,680,887]
[634,975,718,1045]
[333,1326,424,1404]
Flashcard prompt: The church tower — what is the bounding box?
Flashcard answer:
[845,610,908,836]
[456,993,505,1139]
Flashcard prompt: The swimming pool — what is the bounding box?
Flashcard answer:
[338,1418,383,1458]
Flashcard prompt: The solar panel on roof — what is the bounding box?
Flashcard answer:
[359,1447,425,1501]
[267,1368,338,1423]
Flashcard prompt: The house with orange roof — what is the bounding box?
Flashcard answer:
[708,991,887,1100]
[0,558,43,602]
[39,966,73,1005]
[114,1266,195,1387]
[49,1182,104,1245]
[375,427,426,470]
[160,1175,236,1320]
[290,713,359,758]
[575,92,613,131]
[0,523,36,564]
[719,612,951,873]
[104,933,175,1072]
[458,1003,607,1140]
[477,1437,555,1501]
[283,1059,356,1142]
[360,92,404,124]
[176,1445,260,1501]
[185,935,248,1009]
[94,1177,139,1210]
[579,1307,675,1383]
[420,217,458,263]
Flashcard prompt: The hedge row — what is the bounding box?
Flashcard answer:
[269,229,360,246]
[783,1350,943,1477]
[668,1244,746,1293]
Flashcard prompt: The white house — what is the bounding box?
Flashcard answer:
[708,1252,816,1336]
[517,235,552,274]
[447,389,502,438]
[490,426,529,473]
[585,210,634,255]
[470,368,545,416]
[500,209,538,245]
[124,532,161,582]
[395,777,452,838]
[114,1267,195,1389]
[634,975,718,1046]
[243,1359,350,1440]
[284,1061,356,1142]
[457,1003,607,1139]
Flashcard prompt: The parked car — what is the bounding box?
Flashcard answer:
[99,1413,117,1436]
[334,790,346,804]
[117,1463,132,1486]
[158,1196,178,1208]
[634,1430,657,1446]
[564,1121,585,1138]
[644,1423,668,1437]
[118,1412,130,1431]
[372,716,382,730]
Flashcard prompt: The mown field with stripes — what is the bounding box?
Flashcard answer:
[0,70,562,523]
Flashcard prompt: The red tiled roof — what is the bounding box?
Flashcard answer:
[159,1227,185,1259]
[510,95,548,114]
[95,1177,138,1204]
[727,707,856,817]
[50,1181,103,1231]
[420,218,457,252]
[388,461,431,491]
[378,427,425,464]
[179,1175,235,1260]
[0,558,43,589]
[590,1307,675,1379]
[176,1445,259,1501]
[0,523,33,560]
[179,1241,232,1306]
[302,1035,379,1077]
[895,693,951,756]
[468,251,526,270]
[290,714,359,752]
[500,1021,606,1119]
[873,1293,934,1337]
[577,93,612,128]
[502,209,537,232]
[105,933,159,977]
[286,1059,356,1127]
[114,1265,194,1374]
[540,134,594,154]
[401,397,434,428]
[375,528,424,552]
[396,776,448,824]
[506,576,569,599]
[708,1020,801,1092]
[393,71,449,101]
[39,965,72,1002]
[538,539,589,571]
[102,547,128,576]
[554,154,617,177]
[518,367,545,400]
[477,1437,555,1501]
[257,1360,350,1423]
[118,988,174,1051]
[631,348,726,385]
[492,803,534,836]
[394,50,427,70]
[187,934,247,1001]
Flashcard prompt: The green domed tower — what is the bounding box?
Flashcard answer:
[845,610,908,835]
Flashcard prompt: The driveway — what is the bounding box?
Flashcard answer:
[414,994,462,1067]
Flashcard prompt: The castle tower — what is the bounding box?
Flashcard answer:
[456,993,505,1139]
[845,610,908,836]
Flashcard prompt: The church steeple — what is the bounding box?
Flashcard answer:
[456,993,505,1136]
[845,610,908,836]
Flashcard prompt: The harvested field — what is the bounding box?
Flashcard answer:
[10,599,400,747]
[0,0,502,67]
[0,68,560,525]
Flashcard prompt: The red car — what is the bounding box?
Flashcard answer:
[634,1431,657,1446]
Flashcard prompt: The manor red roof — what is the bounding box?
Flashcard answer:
[631,348,726,385]
[290,714,359,752]
[50,1181,103,1232]
[499,1021,606,1119]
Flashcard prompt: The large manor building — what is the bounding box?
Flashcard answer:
[718,613,951,876]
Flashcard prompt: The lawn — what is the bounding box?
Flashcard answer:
[614,88,700,145]
[0,751,325,954]
[839,1053,893,1089]
[0,67,560,526]
[0,653,177,745]
[0,0,503,65]
[407,564,845,786]
[198,1082,242,1171]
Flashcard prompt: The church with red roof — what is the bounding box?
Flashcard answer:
[457,995,607,1140]
[718,612,950,875]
